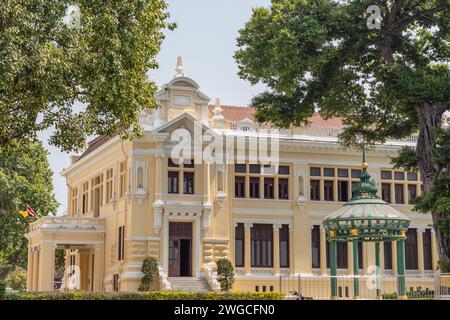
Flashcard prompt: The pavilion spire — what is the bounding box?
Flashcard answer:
[350,142,379,201]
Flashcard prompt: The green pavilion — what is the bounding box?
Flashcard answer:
[323,145,411,299]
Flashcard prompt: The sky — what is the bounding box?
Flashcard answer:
[39,0,270,215]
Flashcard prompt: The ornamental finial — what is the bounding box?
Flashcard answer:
[175,56,184,77]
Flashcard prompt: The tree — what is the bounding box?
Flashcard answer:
[216,258,235,292]
[235,0,450,263]
[0,140,58,278]
[138,256,159,292]
[5,267,27,291]
[0,0,175,152]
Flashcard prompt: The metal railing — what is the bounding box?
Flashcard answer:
[280,273,450,300]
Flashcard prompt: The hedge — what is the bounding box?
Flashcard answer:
[3,291,285,300]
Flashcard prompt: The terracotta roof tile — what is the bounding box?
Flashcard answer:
[209,105,342,128]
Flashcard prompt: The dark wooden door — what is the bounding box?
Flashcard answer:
[168,222,192,277]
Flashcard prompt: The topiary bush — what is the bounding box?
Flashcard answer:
[138,256,159,292]
[216,258,235,292]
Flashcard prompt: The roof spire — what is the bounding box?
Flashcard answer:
[350,141,380,201]
[175,56,184,77]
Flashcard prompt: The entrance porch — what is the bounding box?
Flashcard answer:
[25,216,105,292]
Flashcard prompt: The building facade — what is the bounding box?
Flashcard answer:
[26,59,438,293]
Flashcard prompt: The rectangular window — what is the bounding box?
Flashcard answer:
[235,223,244,267]
[324,181,334,201]
[183,172,194,194]
[407,171,418,181]
[278,178,289,200]
[337,242,348,269]
[358,242,363,269]
[278,166,290,175]
[113,274,119,292]
[235,176,246,198]
[394,171,405,180]
[310,180,320,201]
[384,242,392,269]
[119,161,127,198]
[106,168,113,203]
[324,168,335,177]
[311,225,321,268]
[168,171,179,194]
[168,158,179,167]
[406,228,418,270]
[280,225,289,268]
[118,226,125,261]
[325,241,348,268]
[249,164,261,174]
[337,169,348,178]
[395,184,404,204]
[381,183,391,203]
[408,185,417,203]
[264,178,274,199]
[423,229,432,271]
[310,167,321,176]
[251,224,273,268]
[338,180,349,202]
[381,170,392,180]
[351,170,361,179]
[250,177,260,199]
[235,164,246,173]
[82,182,89,214]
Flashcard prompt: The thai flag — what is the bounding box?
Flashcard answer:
[25,203,36,218]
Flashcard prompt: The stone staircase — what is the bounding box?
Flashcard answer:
[168,277,212,292]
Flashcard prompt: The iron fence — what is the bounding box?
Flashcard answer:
[280,273,450,300]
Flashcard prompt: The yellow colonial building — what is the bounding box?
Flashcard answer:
[26,58,438,295]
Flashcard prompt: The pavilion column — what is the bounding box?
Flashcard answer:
[329,233,338,299]
[244,223,252,275]
[431,229,438,271]
[93,243,104,292]
[391,241,398,274]
[37,242,56,292]
[320,227,327,275]
[397,230,407,300]
[273,224,281,276]
[352,237,360,299]
[347,242,353,275]
[417,228,425,274]
[375,242,381,299]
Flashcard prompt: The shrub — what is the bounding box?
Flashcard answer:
[138,256,159,292]
[6,267,27,291]
[216,258,235,292]
[3,291,285,300]
[438,259,450,273]
[0,280,6,299]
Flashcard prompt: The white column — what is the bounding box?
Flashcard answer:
[431,229,438,271]
[27,244,33,291]
[37,242,56,291]
[93,244,104,291]
[320,226,327,275]
[244,223,252,275]
[417,228,425,274]
[288,224,294,274]
[273,224,281,276]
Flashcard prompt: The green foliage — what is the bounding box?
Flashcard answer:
[235,0,450,259]
[391,147,419,172]
[0,280,6,299]
[3,291,285,300]
[437,259,450,272]
[138,256,159,292]
[216,258,235,292]
[0,141,57,274]
[0,0,175,152]
[5,267,27,291]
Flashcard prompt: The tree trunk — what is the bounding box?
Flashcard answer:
[415,102,449,264]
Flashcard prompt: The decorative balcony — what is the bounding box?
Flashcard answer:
[29,216,105,233]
